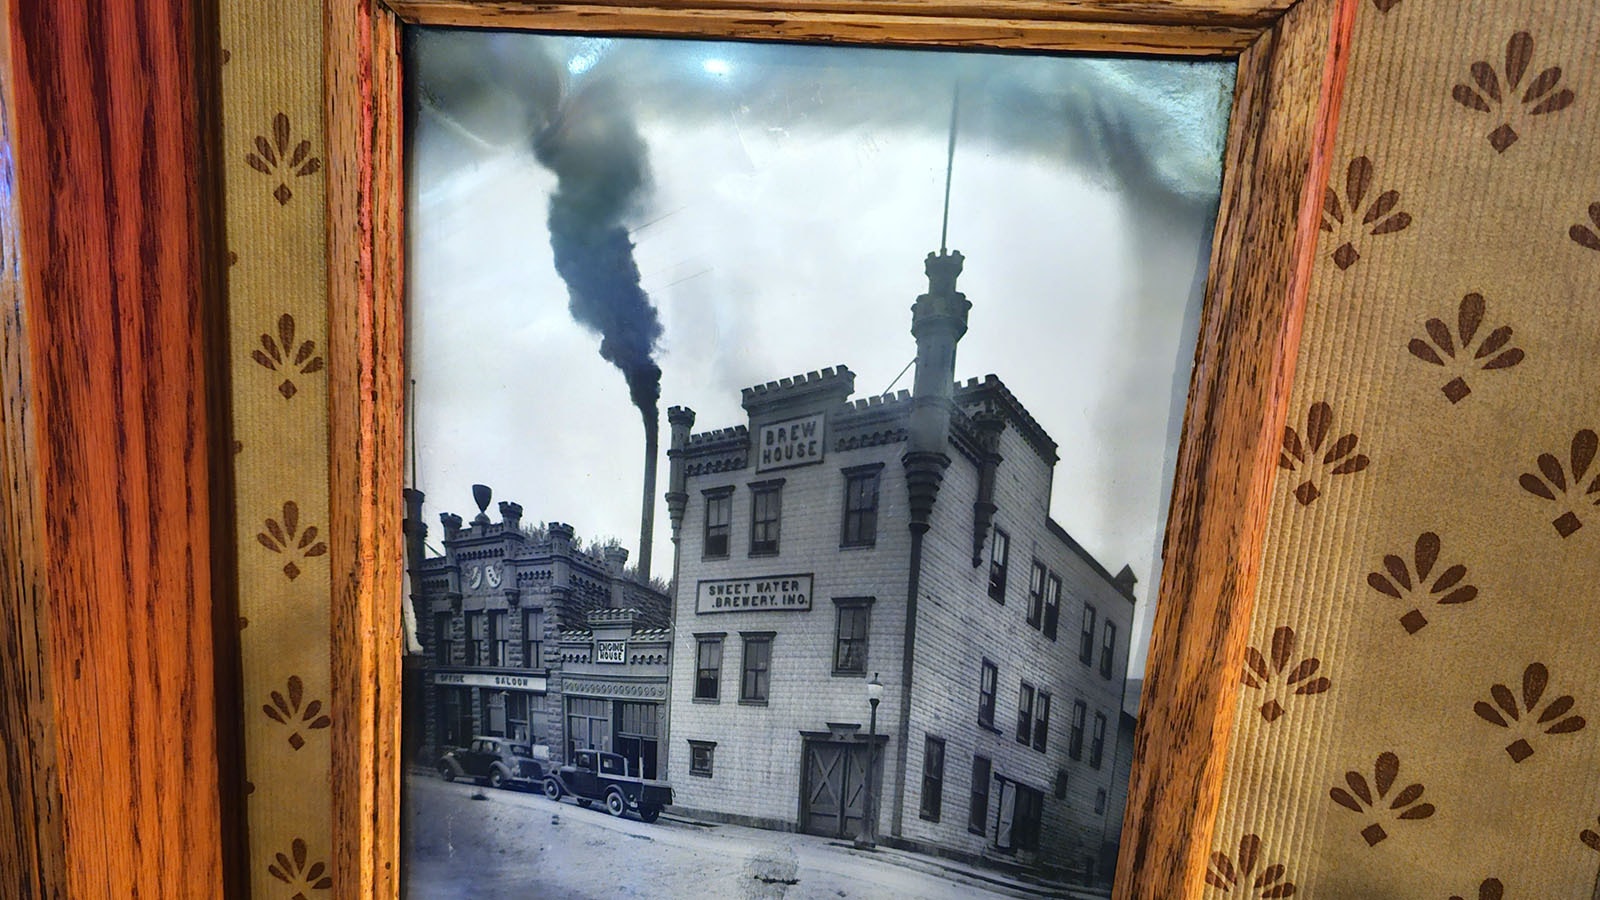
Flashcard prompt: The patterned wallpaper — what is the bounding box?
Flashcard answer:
[1209,1,1600,898]
[212,0,1599,896]
[218,1,335,897]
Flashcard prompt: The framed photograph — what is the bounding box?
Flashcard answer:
[0,0,1355,897]
[321,1,1352,897]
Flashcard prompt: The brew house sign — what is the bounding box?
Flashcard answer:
[757,413,825,473]
[697,575,814,614]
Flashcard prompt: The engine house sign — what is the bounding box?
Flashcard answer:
[756,413,825,472]
[595,640,627,664]
[696,574,814,614]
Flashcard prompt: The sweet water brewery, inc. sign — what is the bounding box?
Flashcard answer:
[696,575,814,614]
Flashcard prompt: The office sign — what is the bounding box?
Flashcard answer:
[595,640,627,664]
[696,574,814,614]
[756,413,825,472]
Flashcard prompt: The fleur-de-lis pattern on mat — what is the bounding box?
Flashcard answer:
[263,675,331,751]
[266,837,333,898]
[1241,627,1330,723]
[1571,202,1600,252]
[246,112,323,206]
[1205,834,1298,897]
[1214,2,1600,896]
[1278,401,1370,505]
[1366,532,1477,634]
[1330,751,1435,846]
[1451,32,1576,152]
[1320,156,1412,269]
[1516,428,1600,537]
[1405,293,1524,403]
[256,501,328,580]
[1448,879,1504,900]
[1472,663,1586,762]
[252,313,325,399]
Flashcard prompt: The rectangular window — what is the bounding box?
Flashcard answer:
[1091,712,1107,769]
[1033,691,1051,752]
[466,611,486,666]
[749,482,782,555]
[1026,562,1045,628]
[1079,605,1097,665]
[1096,788,1108,815]
[1069,700,1087,760]
[488,610,506,667]
[433,612,453,665]
[506,692,529,742]
[832,599,871,675]
[703,488,732,559]
[968,755,991,835]
[987,528,1009,603]
[1015,682,1035,745]
[522,607,544,669]
[1043,574,1062,641]
[1013,784,1044,851]
[1053,768,1068,800]
[740,633,773,703]
[688,740,716,777]
[1101,622,1117,679]
[694,635,723,701]
[841,466,881,547]
[978,659,998,729]
[920,736,945,822]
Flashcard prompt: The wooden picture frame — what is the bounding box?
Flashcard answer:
[0,0,1354,896]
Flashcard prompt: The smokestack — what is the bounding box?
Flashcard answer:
[638,416,657,584]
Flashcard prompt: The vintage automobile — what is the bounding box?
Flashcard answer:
[542,749,674,823]
[437,736,546,790]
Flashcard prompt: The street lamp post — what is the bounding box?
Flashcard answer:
[855,673,884,850]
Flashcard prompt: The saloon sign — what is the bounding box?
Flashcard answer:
[429,671,548,692]
[756,413,825,472]
[696,574,814,614]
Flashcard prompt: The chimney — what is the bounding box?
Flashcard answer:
[638,418,658,584]
[665,406,696,537]
[604,545,630,608]
[904,250,971,532]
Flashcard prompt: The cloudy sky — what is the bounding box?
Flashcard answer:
[406,30,1234,675]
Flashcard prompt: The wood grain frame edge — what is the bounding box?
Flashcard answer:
[0,7,68,894]
[1113,0,1353,896]
[328,1,408,896]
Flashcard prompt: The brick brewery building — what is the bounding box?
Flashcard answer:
[663,249,1136,878]
[405,487,672,777]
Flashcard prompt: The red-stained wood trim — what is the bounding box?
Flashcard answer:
[385,0,1271,55]
[1114,0,1355,896]
[0,6,67,895]
[327,1,407,896]
[0,0,231,896]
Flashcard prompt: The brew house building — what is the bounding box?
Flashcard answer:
[663,249,1136,878]
[405,487,673,778]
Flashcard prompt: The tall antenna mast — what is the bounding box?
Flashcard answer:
[939,83,960,254]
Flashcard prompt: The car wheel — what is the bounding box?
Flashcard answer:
[438,764,456,783]
[605,790,627,818]
[543,778,562,800]
[638,805,661,824]
[489,768,507,790]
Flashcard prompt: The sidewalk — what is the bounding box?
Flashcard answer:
[835,843,1111,900]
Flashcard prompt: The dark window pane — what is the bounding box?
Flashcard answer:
[978,659,997,728]
[842,470,880,547]
[741,636,771,701]
[919,736,945,822]
[1033,692,1051,751]
[1091,712,1107,769]
[834,604,870,674]
[1100,622,1117,679]
[1080,605,1097,664]
[704,491,732,559]
[695,637,722,701]
[1015,682,1034,744]
[1069,700,1086,760]
[1026,562,1045,628]
[750,486,781,555]
[988,528,1009,603]
[1043,575,1061,641]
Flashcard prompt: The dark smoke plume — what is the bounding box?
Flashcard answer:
[533,79,664,432]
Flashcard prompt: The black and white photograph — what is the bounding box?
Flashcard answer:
[400,28,1233,899]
